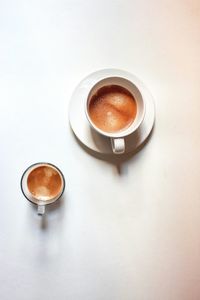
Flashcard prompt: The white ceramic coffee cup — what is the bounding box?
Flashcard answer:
[85,77,145,154]
[21,162,65,215]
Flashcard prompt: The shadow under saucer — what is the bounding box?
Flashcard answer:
[72,123,155,169]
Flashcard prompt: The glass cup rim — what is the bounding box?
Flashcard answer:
[20,162,65,206]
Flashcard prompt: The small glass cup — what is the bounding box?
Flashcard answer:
[21,162,65,215]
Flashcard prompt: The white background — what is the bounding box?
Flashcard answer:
[0,0,200,299]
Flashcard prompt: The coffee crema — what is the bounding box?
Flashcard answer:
[88,85,137,133]
[27,165,62,201]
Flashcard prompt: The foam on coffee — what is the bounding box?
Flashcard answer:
[27,165,62,201]
[88,85,137,133]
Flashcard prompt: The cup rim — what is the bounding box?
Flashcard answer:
[85,76,146,138]
[20,162,65,206]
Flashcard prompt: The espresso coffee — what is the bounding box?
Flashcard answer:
[88,85,137,133]
[27,165,62,201]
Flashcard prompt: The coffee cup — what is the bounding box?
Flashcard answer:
[21,162,65,215]
[85,77,145,154]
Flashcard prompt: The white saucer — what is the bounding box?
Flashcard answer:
[69,69,155,154]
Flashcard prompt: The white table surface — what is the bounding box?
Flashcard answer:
[0,1,200,299]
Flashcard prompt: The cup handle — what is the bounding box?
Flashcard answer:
[37,205,45,215]
[111,138,125,154]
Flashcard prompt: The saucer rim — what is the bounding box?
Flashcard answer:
[69,68,155,154]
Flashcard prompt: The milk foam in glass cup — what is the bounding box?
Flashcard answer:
[85,77,145,154]
[21,162,65,215]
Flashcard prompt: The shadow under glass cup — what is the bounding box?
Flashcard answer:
[21,162,65,215]
[85,77,145,154]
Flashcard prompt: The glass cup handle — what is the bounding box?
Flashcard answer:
[37,205,45,215]
[111,138,125,154]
